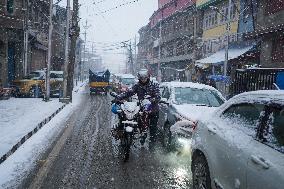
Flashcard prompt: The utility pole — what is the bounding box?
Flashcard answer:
[157,20,162,83]
[63,0,71,99]
[23,0,29,76]
[129,40,134,75]
[82,20,91,81]
[45,0,53,101]
[134,35,137,72]
[224,0,232,77]
[191,10,197,82]
[67,0,80,100]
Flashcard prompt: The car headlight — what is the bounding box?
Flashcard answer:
[176,137,192,155]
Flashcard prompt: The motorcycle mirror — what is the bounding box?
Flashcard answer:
[110,92,118,97]
[159,98,169,105]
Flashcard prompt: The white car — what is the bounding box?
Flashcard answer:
[158,82,226,150]
[191,90,284,189]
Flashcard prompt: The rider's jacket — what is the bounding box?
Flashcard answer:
[118,80,161,113]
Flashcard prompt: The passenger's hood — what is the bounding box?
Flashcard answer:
[172,104,217,122]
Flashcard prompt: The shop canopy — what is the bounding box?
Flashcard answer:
[196,46,254,64]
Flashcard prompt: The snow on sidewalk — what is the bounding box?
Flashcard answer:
[0,98,64,158]
[0,82,87,188]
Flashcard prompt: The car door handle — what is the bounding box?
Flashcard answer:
[250,155,270,169]
[208,127,217,135]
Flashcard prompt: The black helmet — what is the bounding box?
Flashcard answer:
[137,69,150,84]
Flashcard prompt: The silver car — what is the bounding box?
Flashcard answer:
[191,90,284,189]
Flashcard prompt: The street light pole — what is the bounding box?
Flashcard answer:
[45,0,53,101]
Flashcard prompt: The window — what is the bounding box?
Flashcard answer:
[222,103,265,136]
[230,4,237,20]
[6,0,14,14]
[261,106,284,153]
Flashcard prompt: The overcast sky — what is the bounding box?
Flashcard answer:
[60,0,158,73]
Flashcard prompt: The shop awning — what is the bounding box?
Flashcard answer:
[196,46,254,64]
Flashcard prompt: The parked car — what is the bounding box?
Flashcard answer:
[191,90,284,189]
[50,71,63,97]
[158,82,225,150]
[13,70,63,97]
[13,70,46,97]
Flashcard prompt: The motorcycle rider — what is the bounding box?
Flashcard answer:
[116,69,161,150]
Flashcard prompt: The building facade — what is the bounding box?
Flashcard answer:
[137,0,198,81]
[0,0,25,86]
[0,0,50,86]
[244,0,284,68]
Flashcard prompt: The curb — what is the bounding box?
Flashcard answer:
[0,104,67,165]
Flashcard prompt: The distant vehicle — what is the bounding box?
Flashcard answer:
[111,73,123,92]
[112,74,135,93]
[13,70,64,98]
[191,90,284,189]
[158,82,225,151]
[89,69,111,95]
[118,74,136,93]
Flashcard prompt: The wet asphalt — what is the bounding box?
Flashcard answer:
[25,91,193,189]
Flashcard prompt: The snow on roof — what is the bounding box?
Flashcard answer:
[196,46,253,64]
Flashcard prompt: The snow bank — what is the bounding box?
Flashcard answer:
[0,82,87,188]
[0,98,64,158]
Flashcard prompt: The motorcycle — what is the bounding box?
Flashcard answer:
[110,92,152,162]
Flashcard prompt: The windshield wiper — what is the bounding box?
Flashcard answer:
[195,104,212,107]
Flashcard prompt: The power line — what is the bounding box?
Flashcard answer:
[97,0,140,14]
[91,3,119,37]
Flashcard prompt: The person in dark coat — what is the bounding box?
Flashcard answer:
[117,69,161,150]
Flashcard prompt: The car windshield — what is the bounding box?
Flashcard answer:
[174,87,224,107]
[50,73,63,79]
[23,72,41,79]
[121,78,135,85]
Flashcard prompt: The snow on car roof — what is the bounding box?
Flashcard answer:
[120,74,135,79]
[50,71,63,74]
[166,81,217,91]
[232,90,284,102]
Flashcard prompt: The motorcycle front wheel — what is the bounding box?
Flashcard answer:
[121,132,133,162]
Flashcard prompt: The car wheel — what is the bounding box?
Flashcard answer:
[163,122,172,151]
[192,154,211,189]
